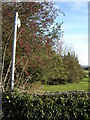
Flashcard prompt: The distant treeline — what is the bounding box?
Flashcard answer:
[81,65,90,70]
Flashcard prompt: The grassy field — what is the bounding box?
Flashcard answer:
[21,70,89,93]
[41,77,89,93]
[40,70,89,93]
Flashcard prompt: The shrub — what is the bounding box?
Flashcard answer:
[63,52,84,83]
[41,55,68,85]
[2,91,90,120]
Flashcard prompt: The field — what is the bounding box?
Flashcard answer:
[41,77,89,93]
[26,77,89,94]
[20,70,89,93]
[41,70,89,93]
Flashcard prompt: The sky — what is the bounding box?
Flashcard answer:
[54,2,88,66]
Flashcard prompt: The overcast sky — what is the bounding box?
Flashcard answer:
[54,2,88,65]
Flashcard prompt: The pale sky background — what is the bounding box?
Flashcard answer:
[54,2,88,66]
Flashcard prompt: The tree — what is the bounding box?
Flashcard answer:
[41,53,68,85]
[63,52,84,83]
[2,2,64,90]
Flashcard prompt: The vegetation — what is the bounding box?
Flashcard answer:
[2,2,64,91]
[63,52,84,83]
[1,2,84,92]
[2,91,90,120]
[42,77,89,93]
[1,2,89,119]
[21,74,89,93]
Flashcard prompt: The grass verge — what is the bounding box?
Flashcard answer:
[41,77,89,93]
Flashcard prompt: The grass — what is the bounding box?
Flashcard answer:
[41,70,90,93]
[19,70,89,94]
[41,77,89,93]
[84,70,89,74]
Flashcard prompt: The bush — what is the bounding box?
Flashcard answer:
[41,55,68,85]
[63,52,84,83]
[2,91,90,120]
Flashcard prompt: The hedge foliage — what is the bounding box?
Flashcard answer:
[2,91,90,120]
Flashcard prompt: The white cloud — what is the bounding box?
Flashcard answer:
[62,23,87,33]
[69,2,88,13]
[63,34,88,42]
[47,0,89,2]
[63,34,88,65]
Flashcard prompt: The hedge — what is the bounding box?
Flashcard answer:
[2,91,90,120]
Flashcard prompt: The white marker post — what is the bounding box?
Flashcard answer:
[11,12,18,91]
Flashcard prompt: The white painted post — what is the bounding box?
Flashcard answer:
[11,12,18,91]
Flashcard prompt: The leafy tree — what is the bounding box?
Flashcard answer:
[63,52,84,83]
[41,53,68,85]
[2,2,64,90]
[2,2,84,91]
